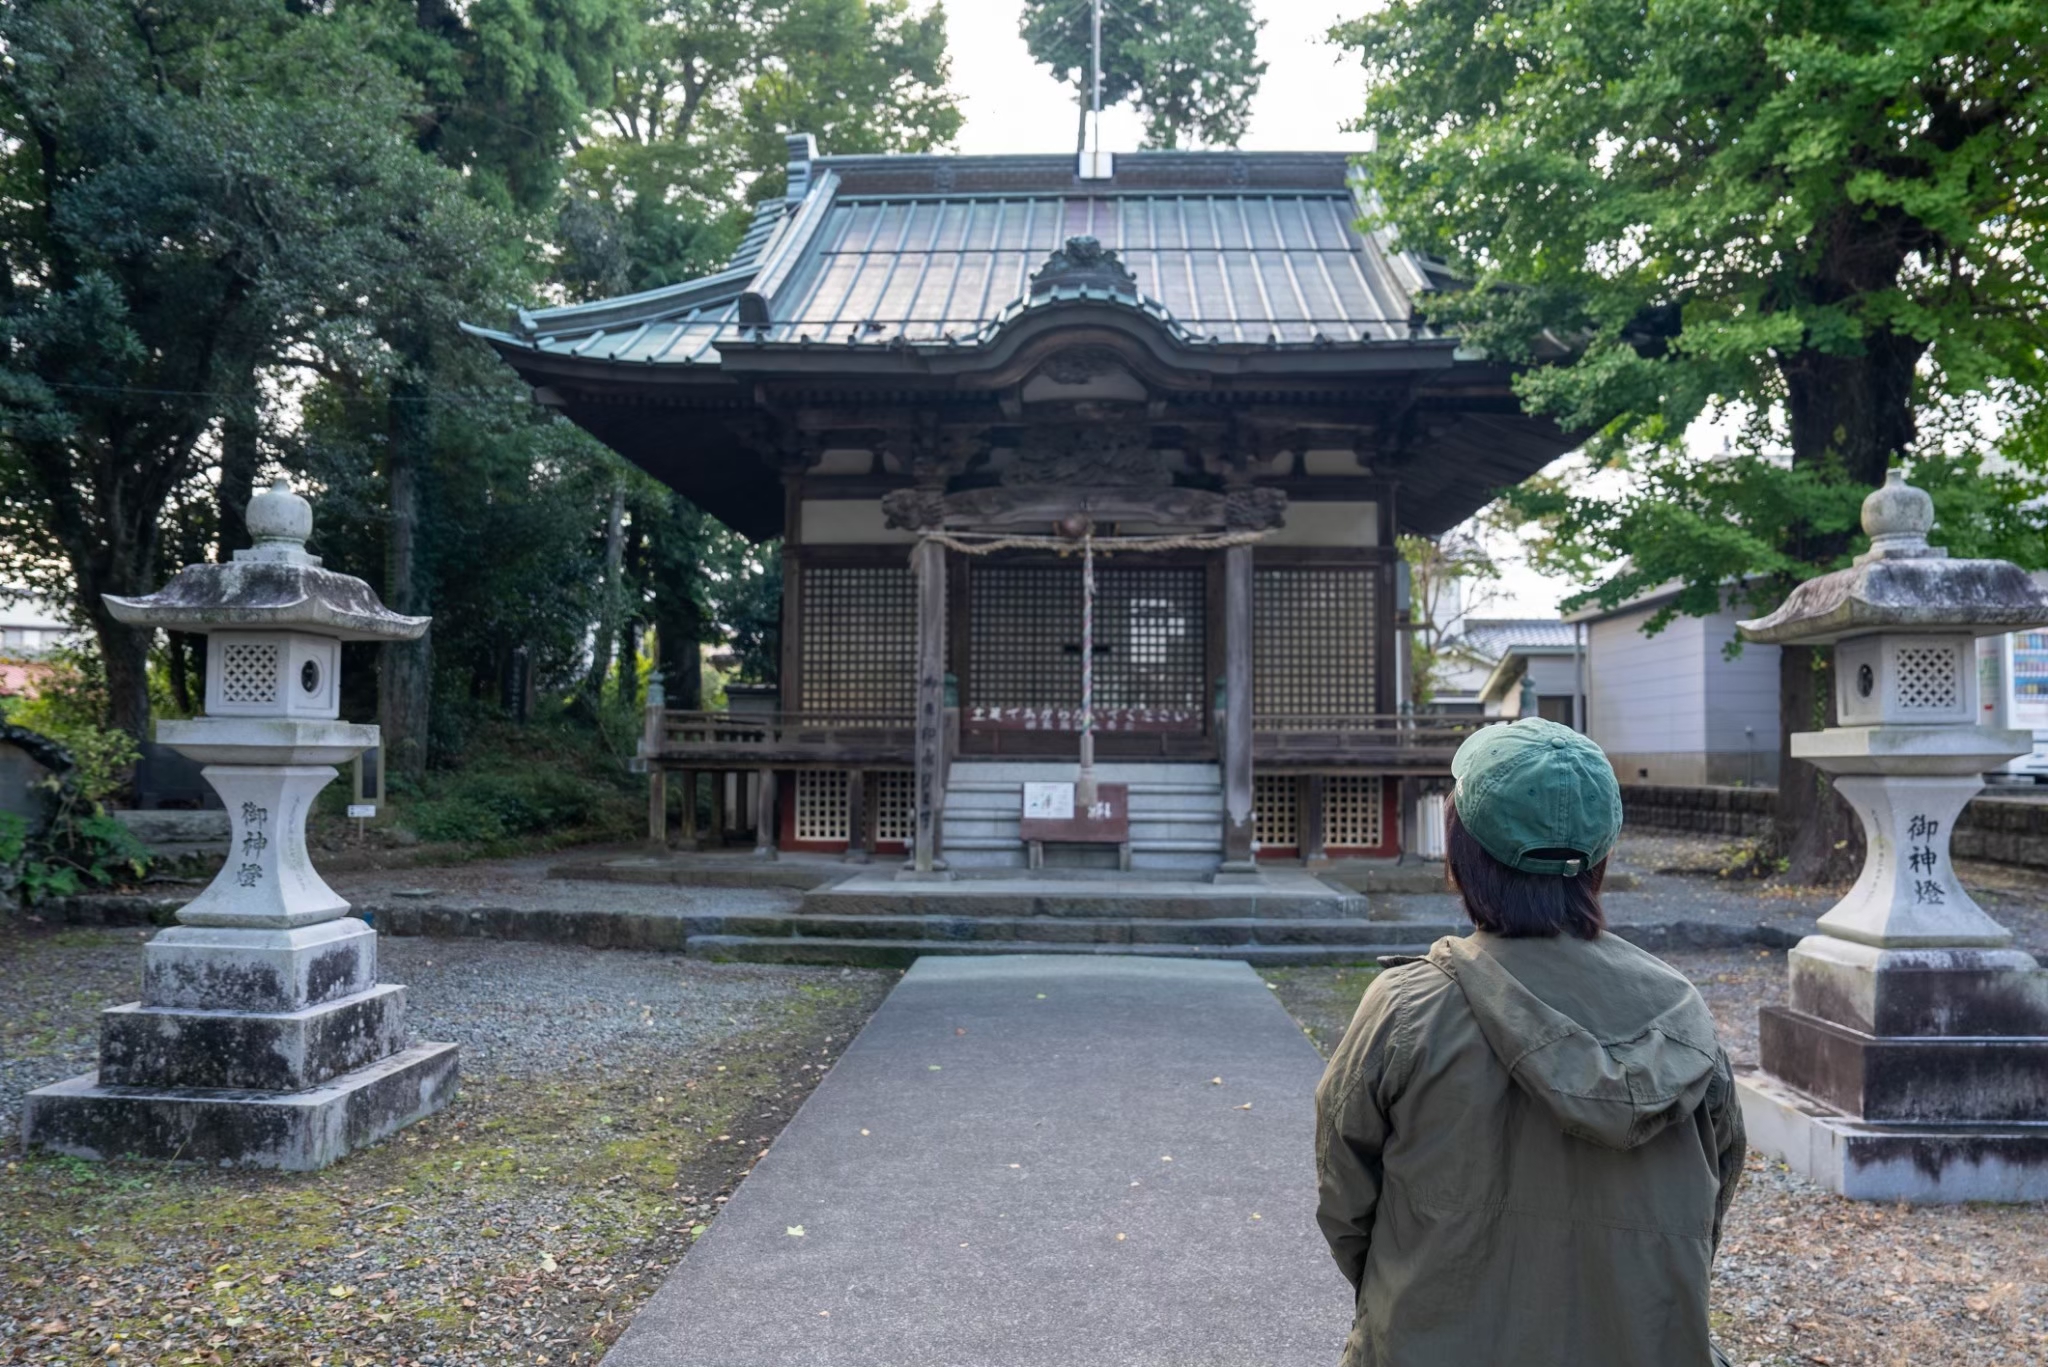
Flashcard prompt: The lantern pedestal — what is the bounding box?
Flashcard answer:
[20,479,457,1170]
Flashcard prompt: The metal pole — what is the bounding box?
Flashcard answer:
[1089,0,1103,152]
[1076,526,1098,808]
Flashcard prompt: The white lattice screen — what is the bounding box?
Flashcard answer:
[873,771,915,845]
[1325,775,1384,851]
[1895,645,1960,712]
[220,642,280,706]
[795,771,850,843]
[1254,773,1298,849]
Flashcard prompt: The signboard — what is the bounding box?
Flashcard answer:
[1019,783,1130,845]
[965,705,1203,734]
[1022,782,1074,821]
[347,803,377,820]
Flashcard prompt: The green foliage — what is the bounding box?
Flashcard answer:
[570,0,962,292]
[0,714,148,906]
[1021,0,1265,150]
[395,720,642,847]
[1397,532,1499,706]
[1338,0,2048,615]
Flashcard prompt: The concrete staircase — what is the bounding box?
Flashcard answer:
[940,761,1224,873]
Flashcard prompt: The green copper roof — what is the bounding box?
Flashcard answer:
[466,148,1443,369]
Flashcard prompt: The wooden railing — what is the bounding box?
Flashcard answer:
[1252,712,1486,763]
[644,709,915,765]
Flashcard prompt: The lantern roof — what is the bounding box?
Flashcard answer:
[104,479,429,642]
[1738,471,2048,646]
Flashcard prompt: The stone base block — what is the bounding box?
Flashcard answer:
[1789,935,2048,1036]
[1737,1069,2048,1202]
[1759,1005,2048,1123]
[144,918,375,1012]
[98,985,407,1091]
[21,1041,459,1172]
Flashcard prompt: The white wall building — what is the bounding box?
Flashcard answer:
[1571,590,1781,787]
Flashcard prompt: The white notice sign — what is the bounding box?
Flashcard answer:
[347,803,377,819]
[1022,782,1075,822]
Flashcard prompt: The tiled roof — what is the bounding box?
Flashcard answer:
[470,147,1439,369]
[1451,618,1579,661]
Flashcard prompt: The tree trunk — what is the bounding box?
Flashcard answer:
[1773,644,1863,884]
[380,369,433,780]
[217,365,261,560]
[1768,301,1928,882]
[586,479,626,701]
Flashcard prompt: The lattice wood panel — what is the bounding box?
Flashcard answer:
[1254,773,1298,850]
[795,771,849,843]
[798,565,916,713]
[1325,775,1384,850]
[873,770,915,845]
[967,563,1206,712]
[1253,567,1376,717]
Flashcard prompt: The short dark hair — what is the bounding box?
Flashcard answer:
[1446,800,1606,940]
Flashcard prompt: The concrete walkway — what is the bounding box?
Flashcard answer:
[602,955,1353,1367]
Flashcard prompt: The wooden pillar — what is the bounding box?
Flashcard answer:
[647,765,668,849]
[1220,542,1256,872]
[843,770,870,863]
[1302,774,1328,867]
[911,538,950,875]
[753,768,778,861]
[677,769,699,851]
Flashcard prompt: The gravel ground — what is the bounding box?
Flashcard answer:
[1269,947,2048,1367]
[1,927,895,1367]
[1367,830,2048,955]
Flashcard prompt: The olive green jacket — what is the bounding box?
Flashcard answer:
[1315,931,1745,1367]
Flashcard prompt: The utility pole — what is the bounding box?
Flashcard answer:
[1079,0,1113,179]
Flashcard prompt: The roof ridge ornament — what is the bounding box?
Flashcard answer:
[1031,236,1139,299]
[785,132,818,207]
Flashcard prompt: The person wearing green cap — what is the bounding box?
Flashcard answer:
[1314,717,1745,1367]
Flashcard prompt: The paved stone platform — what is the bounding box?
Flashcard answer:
[601,955,1352,1367]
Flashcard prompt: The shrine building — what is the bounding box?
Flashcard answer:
[467,136,1575,875]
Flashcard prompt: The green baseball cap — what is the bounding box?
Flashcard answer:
[1450,717,1622,877]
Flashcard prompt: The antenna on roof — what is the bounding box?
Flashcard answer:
[1079,0,1113,180]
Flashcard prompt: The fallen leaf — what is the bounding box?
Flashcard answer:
[787,1225,806,1238]
[859,1129,870,1136]
[928,1065,942,1071]
[539,1254,558,1274]
[327,1286,354,1300]
[1209,1077,1223,1086]
[1235,1103,1253,1111]
[1115,1233,1127,1242]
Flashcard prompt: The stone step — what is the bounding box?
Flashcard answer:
[799,882,1368,920]
[691,911,1446,948]
[685,935,1441,969]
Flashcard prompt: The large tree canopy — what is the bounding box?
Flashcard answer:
[0,0,502,742]
[1021,0,1265,151]
[568,0,962,291]
[1337,0,2048,878]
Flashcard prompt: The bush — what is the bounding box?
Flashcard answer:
[384,719,642,850]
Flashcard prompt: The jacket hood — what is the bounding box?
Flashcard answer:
[1427,934,1722,1151]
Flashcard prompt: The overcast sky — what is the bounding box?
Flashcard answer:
[940,3,1569,617]
[947,2,1372,157]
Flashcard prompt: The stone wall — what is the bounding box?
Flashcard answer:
[1620,784,1776,839]
[1622,783,2048,871]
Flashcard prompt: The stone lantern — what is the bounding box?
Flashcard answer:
[22,480,459,1170]
[1735,470,2048,1201]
